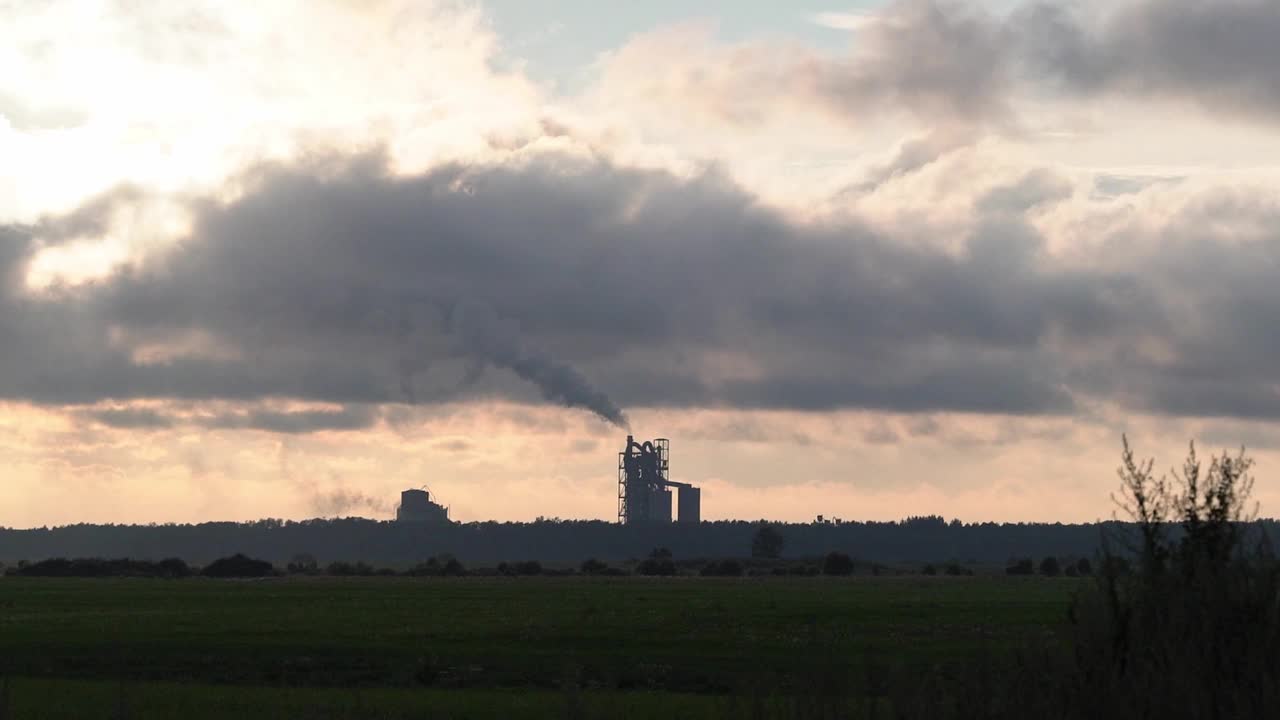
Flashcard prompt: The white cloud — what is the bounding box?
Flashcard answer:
[810,11,877,31]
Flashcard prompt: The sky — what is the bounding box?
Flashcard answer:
[3,0,1280,527]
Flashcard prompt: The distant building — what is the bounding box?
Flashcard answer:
[618,435,701,524]
[395,488,450,524]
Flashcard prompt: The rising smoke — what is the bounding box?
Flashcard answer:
[449,300,630,428]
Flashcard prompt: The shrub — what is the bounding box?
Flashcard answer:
[822,552,855,576]
[700,559,744,577]
[287,554,319,575]
[750,524,785,559]
[202,553,275,578]
[944,562,973,576]
[326,561,376,576]
[1038,556,1061,576]
[6,557,191,578]
[157,558,192,578]
[580,558,609,575]
[637,548,676,576]
[1005,558,1034,575]
[922,564,938,575]
[498,560,543,576]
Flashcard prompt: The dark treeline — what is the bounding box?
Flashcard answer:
[7,515,1275,566]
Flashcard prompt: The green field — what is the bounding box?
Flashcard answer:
[0,576,1079,718]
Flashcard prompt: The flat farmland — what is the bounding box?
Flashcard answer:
[0,576,1079,718]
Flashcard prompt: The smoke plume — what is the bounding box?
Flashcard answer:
[450,300,630,428]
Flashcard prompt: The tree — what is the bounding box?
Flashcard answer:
[1006,558,1034,575]
[287,553,318,575]
[700,559,744,577]
[637,548,676,576]
[822,551,855,576]
[580,558,609,575]
[202,553,275,578]
[1039,556,1061,576]
[1075,557,1093,576]
[751,523,785,559]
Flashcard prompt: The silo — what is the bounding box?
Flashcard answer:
[678,486,701,524]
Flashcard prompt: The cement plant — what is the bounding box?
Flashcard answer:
[394,435,701,526]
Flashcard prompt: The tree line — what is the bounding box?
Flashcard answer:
[2,514,1224,567]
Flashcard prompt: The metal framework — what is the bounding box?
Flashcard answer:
[618,435,698,524]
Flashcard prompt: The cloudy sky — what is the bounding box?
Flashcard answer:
[3,0,1280,527]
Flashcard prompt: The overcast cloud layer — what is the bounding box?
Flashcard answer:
[4,0,1280,524]
[4,147,1280,425]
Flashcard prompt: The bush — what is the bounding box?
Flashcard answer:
[637,548,676,576]
[326,561,376,576]
[1038,556,1061,576]
[202,554,275,578]
[890,438,1280,718]
[498,560,543,576]
[1005,558,1034,575]
[5,557,191,578]
[406,555,465,577]
[750,524,785,559]
[580,558,609,575]
[822,552,855,576]
[157,558,192,578]
[1075,557,1093,575]
[943,562,973,576]
[287,554,319,575]
[1059,438,1280,716]
[700,559,744,577]
[922,564,938,575]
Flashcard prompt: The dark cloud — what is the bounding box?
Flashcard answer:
[1,145,1278,423]
[79,404,379,433]
[1015,0,1280,123]
[82,407,174,430]
[610,1,1280,135]
[605,0,1014,132]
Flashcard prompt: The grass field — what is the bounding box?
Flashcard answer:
[0,576,1080,718]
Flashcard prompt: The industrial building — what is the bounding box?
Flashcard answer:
[618,435,701,524]
[395,488,451,524]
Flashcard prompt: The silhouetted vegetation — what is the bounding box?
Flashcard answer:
[881,437,1280,718]
[7,515,1255,568]
[201,553,275,578]
[750,523,785,559]
[1005,557,1034,575]
[498,560,543,576]
[4,557,191,578]
[325,560,377,576]
[1075,557,1093,575]
[286,553,319,575]
[821,551,855,576]
[636,547,676,576]
[1038,556,1060,576]
[699,559,743,577]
